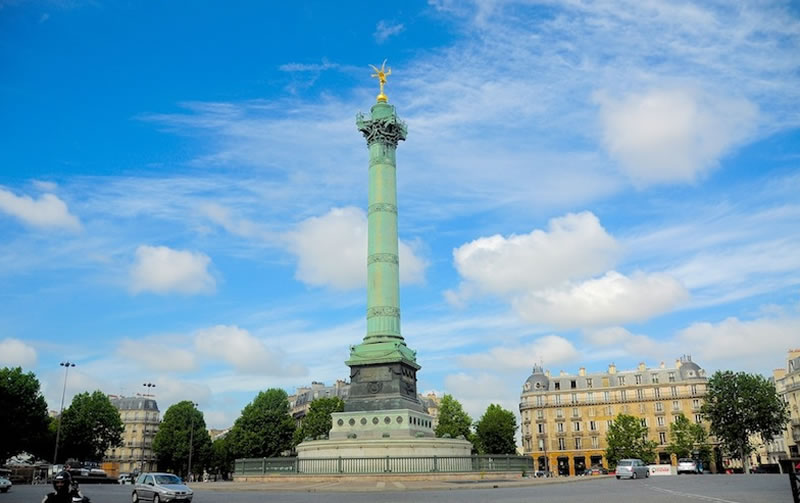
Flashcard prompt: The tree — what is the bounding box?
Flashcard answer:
[667,413,710,460]
[605,414,657,468]
[473,404,517,454]
[0,367,52,462]
[293,396,344,446]
[701,370,789,473]
[226,389,296,458]
[59,391,124,462]
[435,394,473,440]
[152,401,212,478]
[208,436,234,480]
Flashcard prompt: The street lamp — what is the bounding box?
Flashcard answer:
[140,383,156,473]
[53,361,76,466]
[187,402,199,482]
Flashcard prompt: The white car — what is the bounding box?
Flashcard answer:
[615,459,650,479]
[677,458,701,474]
[0,476,11,493]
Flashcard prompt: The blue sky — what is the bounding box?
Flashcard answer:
[1,0,799,429]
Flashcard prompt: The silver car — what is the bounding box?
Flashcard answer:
[678,458,701,474]
[615,458,650,479]
[0,476,11,493]
[132,473,193,503]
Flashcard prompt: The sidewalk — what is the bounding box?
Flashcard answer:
[194,475,609,493]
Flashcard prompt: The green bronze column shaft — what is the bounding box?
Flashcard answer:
[347,99,418,369]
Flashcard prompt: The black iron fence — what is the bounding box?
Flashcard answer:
[235,455,534,476]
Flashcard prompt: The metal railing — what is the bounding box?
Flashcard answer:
[235,455,534,476]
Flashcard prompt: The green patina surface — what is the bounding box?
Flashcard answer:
[347,102,417,369]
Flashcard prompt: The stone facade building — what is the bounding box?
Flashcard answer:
[772,349,800,459]
[288,380,351,425]
[104,396,160,474]
[519,356,708,476]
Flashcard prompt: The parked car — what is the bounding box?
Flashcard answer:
[0,476,11,493]
[118,473,133,484]
[677,458,701,474]
[584,465,609,476]
[615,459,650,479]
[132,473,192,503]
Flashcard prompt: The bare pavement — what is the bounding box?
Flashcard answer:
[3,474,793,503]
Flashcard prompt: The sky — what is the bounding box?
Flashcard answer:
[1,0,799,431]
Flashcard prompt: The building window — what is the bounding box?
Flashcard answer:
[603,391,610,401]
[557,422,564,433]
[640,418,647,427]
[671,386,678,397]
[536,396,544,406]
[672,400,680,411]
[636,389,644,400]
[590,420,597,431]
[555,382,561,390]
[652,374,659,384]
[656,416,665,427]
[571,393,578,404]
[655,402,663,412]
[571,380,577,389]
[555,395,562,405]
[635,375,642,385]
[591,436,599,448]
[605,405,613,416]
[692,399,700,409]
[695,414,702,424]
[537,409,544,419]
[620,390,627,401]
[575,437,582,449]
[556,409,563,418]
[606,420,613,429]
[573,421,581,432]
[654,387,662,398]
[538,439,544,450]
[659,432,666,445]
[558,438,566,450]
[587,392,594,403]
[618,376,626,386]
[538,423,546,433]
[586,378,593,388]
[639,403,647,413]
[691,384,698,395]
[572,407,579,417]
[668,372,676,383]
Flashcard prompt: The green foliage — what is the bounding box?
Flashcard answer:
[152,401,212,477]
[434,394,473,440]
[605,413,657,468]
[701,370,789,471]
[60,390,124,462]
[474,404,517,454]
[667,413,709,459]
[208,436,234,479]
[293,396,344,446]
[0,367,52,462]
[227,389,296,458]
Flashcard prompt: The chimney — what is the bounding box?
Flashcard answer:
[560,370,567,376]
[774,368,787,380]
[638,362,646,372]
[545,370,551,377]
[579,367,586,377]
[660,361,665,369]
[675,359,682,369]
[789,348,800,360]
[608,363,617,374]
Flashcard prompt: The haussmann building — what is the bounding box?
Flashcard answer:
[519,356,708,476]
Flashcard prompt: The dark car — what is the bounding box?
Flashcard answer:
[132,473,192,503]
[584,465,608,476]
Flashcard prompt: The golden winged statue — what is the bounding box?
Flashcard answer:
[370,60,392,103]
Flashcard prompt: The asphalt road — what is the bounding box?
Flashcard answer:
[2,474,793,503]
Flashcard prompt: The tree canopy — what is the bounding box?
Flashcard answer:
[667,413,710,461]
[152,401,212,477]
[474,404,517,454]
[0,367,52,462]
[226,388,296,458]
[434,394,473,440]
[293,396,344,446]
[605,413,657,468]
[701,370,789,473]
[59,390,124,463]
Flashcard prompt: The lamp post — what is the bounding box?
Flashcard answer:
[140,383,156,473]
[187,402,198,482]
[53,361,76,466]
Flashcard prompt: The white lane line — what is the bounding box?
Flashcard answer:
[647,485,743,503]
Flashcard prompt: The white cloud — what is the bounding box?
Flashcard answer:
[443,372,521,423]
[130,245,215,294]
[676,316,800,371]
[451,212,620,297]
[513,271,688,328]
[194,325,306,376]
[0,338,37,367]
[285,206,427,290]
[374,20,404,43]
[117,337,196,372]
[594,88,758,185]
[0,188,81,230]
[199,202,273,241]
[459,335,580,371]
[583,326,672,361]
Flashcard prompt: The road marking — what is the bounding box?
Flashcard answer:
[392,481,406,489]
[647,485,743,503]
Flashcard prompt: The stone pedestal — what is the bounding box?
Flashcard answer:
[296,437,472,462]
